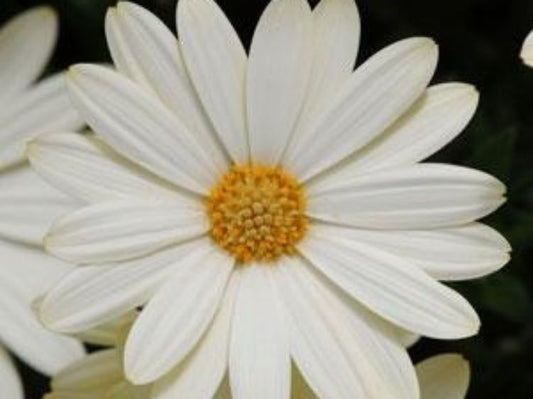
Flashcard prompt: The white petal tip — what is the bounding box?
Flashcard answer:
[26,6,58,26]
[67,64,98,81]
[124,361,154,386]
[36,6,57,18]
[123,344,156,386]
[116,1,142,15]
[458,83,479,99]
[411,37,438,51]
[458,317,481,339]
[105,6,117,18]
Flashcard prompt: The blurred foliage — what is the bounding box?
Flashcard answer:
[1,0,533,397]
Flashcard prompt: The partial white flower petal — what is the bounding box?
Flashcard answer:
[152,272,239,399]
[398,331,421,348]
[0,74,83,169]
[230,265,290,399]
[214,376,232,399]
[300,226,480,339]
[0,240,85,375]
[125,243,234,384]
[247,0,313,165]
[324,83,479,176]
[178,0,248,163]
[45,200,208,264]
[51,349,122,393]
[283,0,360,161]
[41,239,209,333]
[0,7,57,101]
[291,364,318,399]
[44,392,96,399]
[27,132,186,203]
[105,381,152,399]
[0,166,77,246]
[274,257,418,399]
[317,223,510,281]
[416,354,470,399]
[308,164,506,230]
[73,312,137,346]
[0,346,23,399]
[285,38,438,181]
[521,30,533,67]
[105,3,228,172]
[66,64,219,194]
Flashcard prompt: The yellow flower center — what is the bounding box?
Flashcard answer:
[207,164,308,264]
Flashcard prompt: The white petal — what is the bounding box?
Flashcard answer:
[0,166,77,246]
[247,0,313,165]
[152,272,239,399]
[283,0,360,162]
[300,226,481,339]
[416,354,470,399]
[0,346,23,399]
[274,257,418,399]
[0,7,57,101]
[307,163,506,230]
[0,74,83,169]
[0,240,85,375]
[40,239,209,333]
[27,132,186,203]
[125,243,234,384]
[66,64,219,194]
[177,0,248,163]
[285,38,438,181]
[324,83,479,176]
[51,349,123,393]
[45,199,208,264]
[229,265,290,399]
[318,223,510,281]
[105,2,228,172]
[521,30,533,67]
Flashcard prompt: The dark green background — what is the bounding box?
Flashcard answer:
[1,0,532,397]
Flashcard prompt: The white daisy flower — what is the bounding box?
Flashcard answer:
[521,30,533,66]
[28,0,509,397]
[0,7,85,398]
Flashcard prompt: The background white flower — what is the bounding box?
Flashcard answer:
[521,30,533,67]
[416,354,470,399]
[45,326,470,399]
[0,7,85,399]
[0,346,23,399]
[27,0,509,398]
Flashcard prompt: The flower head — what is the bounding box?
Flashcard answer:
[29,0,509,397]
